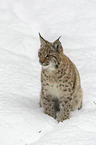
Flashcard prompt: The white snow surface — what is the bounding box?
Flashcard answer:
[0,0,96,145]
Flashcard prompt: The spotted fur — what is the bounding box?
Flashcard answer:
[38,33,83,122]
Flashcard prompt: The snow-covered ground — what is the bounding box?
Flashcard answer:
[0,0,96,145]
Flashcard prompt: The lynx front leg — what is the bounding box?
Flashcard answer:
[41,95,56,119]
[59,97,72,122]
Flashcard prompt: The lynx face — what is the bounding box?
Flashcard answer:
[38,34,63,69]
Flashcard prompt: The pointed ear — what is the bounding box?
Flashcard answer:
[39,33,47,46]
[53,36,62,52]
[57,36,61,41]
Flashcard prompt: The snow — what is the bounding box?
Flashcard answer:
[0,0,96,145]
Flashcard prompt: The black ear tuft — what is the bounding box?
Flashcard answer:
[57,36,61,41]
[39,33,47,46]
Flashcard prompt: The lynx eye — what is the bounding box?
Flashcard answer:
[45,50,50,58]
[45,54,49,58]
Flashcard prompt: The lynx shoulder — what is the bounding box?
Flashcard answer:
[38,33,83,122]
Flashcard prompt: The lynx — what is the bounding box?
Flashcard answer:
[38,33,83,122]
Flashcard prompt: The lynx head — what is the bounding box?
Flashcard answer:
[38,33,63,70]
